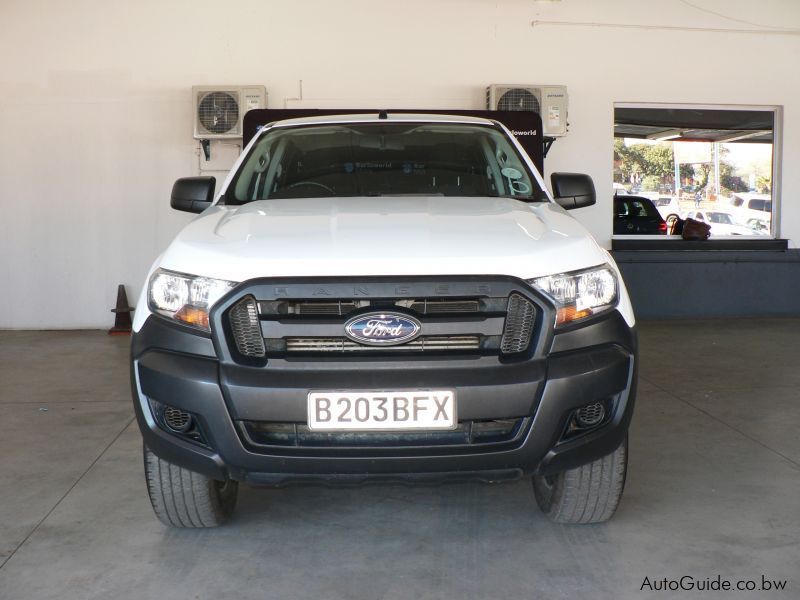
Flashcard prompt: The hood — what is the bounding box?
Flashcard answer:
[159,196,608,282]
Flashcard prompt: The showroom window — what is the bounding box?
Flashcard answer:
[613,104,781,239]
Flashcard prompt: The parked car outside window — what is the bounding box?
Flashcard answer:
[745,217,770,234]
[650,196,682,228]
[726,193,772,231]
[682,210,764,236]
[614,195,667,235]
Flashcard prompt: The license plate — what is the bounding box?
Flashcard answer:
[307,390,456,431]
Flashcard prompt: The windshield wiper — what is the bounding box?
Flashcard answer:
[496,194,548,202]
[364,192,445,197]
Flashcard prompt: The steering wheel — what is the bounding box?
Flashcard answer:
[286,181,336,195]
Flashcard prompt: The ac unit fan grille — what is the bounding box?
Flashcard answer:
[197,91,240,134]
[497,88,540,113]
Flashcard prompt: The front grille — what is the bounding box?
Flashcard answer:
[240,418,527,449]
[222,279,543,361]
[284,335,482,353]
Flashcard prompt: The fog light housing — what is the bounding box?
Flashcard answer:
[561,398,616,441]
[575,402,605,428]
[163,405,193,433]
[148,399,207,446]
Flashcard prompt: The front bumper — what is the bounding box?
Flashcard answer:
[131,309,637,485]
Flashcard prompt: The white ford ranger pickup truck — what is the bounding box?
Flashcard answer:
[130,113,637,527]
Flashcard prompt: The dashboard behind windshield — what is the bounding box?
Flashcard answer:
[226,122,546,204]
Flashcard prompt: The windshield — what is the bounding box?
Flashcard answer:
[226,122,547,204]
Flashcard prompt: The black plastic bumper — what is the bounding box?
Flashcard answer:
[131,312,637,485]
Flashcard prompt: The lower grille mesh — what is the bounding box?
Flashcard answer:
[285,335,481,353]
[241,418,527,448]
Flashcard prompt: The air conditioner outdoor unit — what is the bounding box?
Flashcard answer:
[193,85,267,139]
[486,84,568,137]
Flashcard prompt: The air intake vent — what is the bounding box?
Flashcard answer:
[501,293,535,354]
[228,296,266,358]
[240,418,528,449]
[296,301,360,315]
[407,299,481,314]
[497,88,541,113]
[257,298,482,317]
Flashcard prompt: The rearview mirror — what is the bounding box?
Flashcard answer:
[550,173,596,210]
[171,177,216,213]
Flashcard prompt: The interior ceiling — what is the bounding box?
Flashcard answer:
[614,107,774,143]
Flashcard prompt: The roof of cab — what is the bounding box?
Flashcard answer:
[267,112,498,128]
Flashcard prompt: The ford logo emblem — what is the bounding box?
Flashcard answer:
[344,312,421,346]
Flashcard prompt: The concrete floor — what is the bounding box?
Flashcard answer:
[1,321,799,599]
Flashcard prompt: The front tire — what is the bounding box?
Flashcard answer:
[143,444,238,528]
[532,437,628,524]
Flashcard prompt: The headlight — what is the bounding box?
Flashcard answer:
[528,265,618,326]
[148,269,236,331]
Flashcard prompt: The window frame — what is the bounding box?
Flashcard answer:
[612,102,783,244]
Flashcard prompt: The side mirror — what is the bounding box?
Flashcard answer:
[550,173,596,210]
[170,177,216,213]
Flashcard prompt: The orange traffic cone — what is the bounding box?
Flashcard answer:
[109,284,134,335]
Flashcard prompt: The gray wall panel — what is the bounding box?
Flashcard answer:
[612,250,800,318]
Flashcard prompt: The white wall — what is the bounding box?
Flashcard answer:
[1,0,798,328]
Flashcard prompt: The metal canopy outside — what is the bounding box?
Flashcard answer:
[614,107,774,143]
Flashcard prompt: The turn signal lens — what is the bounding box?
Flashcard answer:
[555,306,593,325]
[174,306,210,329]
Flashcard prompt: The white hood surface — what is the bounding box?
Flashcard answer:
[159,197,609,283]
